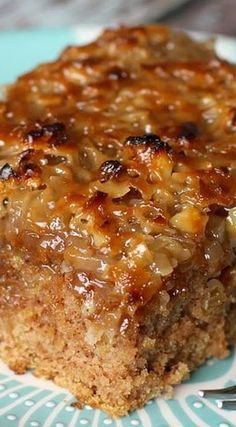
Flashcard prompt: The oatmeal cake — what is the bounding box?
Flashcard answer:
[0,26,235,417]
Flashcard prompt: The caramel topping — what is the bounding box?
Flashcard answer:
[0,25,235,315]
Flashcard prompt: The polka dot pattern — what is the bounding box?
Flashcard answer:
[80,420,89,425]
[6,414,17,421]
[193,401,204,408]
[103,419,113,425]
[25,400,35,406]
[65,405,75,412]
[45,400,56,408]
[9,392,18,398]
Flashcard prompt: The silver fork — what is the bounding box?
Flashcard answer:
[198,385,236,409]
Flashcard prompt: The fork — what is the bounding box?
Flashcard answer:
[198,385,236,409]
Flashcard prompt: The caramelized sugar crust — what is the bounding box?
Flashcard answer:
[0,26,235,416]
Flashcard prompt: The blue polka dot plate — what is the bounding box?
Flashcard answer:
[0,349,235,427]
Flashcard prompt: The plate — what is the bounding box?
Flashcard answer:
[0,27,236,427]
[0,350,235,427]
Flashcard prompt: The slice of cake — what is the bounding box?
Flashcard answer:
[0,26,235,416]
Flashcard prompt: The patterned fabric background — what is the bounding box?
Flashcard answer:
[0,0,186,28]
[0,0,235,35]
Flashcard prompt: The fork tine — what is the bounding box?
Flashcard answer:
[198,385,236,399]
[217,399,236,410]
